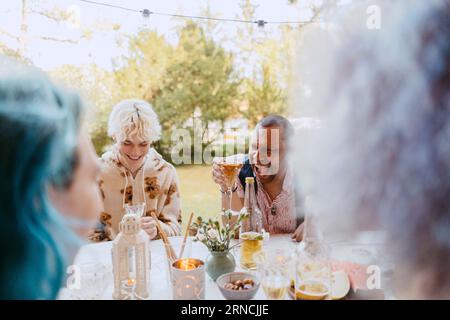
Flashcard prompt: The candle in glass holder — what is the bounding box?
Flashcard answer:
[171,258,205,300]
[120,278,136,300]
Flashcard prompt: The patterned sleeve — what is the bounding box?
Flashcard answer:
[88,212,116,242]
[87,177,114,242]
[151,166,182,238]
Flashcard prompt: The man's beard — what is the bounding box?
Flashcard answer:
[253,164,277,183]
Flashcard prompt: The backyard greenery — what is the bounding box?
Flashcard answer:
[0,0,322,220]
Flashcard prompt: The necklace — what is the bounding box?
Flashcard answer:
[270,205,277,216]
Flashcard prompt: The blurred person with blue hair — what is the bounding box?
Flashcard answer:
[294,0,449,298]
[0,58,103,299]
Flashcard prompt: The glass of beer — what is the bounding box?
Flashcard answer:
[239,176,263,270]
[239,231,263,269]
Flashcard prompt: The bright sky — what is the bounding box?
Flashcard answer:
[0,0,319,70]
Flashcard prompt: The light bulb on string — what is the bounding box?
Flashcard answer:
[140,9,152,31]
[253,20,267,45]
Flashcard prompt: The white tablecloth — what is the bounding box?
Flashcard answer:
[59,235,294,300]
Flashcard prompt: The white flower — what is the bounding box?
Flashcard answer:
[196,232,206,242]
[207,229,219,239]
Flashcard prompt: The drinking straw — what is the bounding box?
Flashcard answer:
[150,212,177,262]
[178,212,194,259]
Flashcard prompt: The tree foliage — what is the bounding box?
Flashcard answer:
[50,64,116,154]
[153,22,240,132]
[0,1,320,160]
[243,64,287,126]
[112,22,241,159]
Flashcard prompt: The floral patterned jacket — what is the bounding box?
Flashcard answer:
[89,148,182,242]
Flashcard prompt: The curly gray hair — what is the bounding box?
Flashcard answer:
[293,0,449,298]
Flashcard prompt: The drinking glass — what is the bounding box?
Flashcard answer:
[71,263,109,300]
[124,203,145,217]
[216,155,245,213]
[255,248,292,300]
[240,232,263,270]
[295,242,332,300]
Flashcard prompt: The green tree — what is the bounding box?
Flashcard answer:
[0,43,29,63]
[50,64,115,155]
[113,30,173,103]
[110,30,177,158]
[233,0,325,125]
[243,64,287,126]
[153,21,240,157]
[106,22,240,161]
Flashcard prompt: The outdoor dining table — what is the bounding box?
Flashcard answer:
[58,232,390,300]
[59,234,290,300]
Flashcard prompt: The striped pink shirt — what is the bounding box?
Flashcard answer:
[237,166,297,234]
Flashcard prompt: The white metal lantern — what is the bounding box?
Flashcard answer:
[112,204,150,299]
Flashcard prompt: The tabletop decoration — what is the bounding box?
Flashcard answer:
[171,258,205,300]
[112,204,150,300]
[192,211,246,280]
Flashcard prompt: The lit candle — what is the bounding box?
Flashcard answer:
[176,259,200,271]
[120,278,136,300]
[171,258,205,300]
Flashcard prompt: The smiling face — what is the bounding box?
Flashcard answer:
[117,133,150,172]
[249,124,288,184]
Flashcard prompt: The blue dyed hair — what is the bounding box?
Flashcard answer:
[0,58,83,299]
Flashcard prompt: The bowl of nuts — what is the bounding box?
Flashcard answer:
[216,272,260,300]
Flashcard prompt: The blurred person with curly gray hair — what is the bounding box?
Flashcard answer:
[293,0,449,298]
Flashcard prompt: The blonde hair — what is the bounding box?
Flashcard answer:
[108,99,161,144]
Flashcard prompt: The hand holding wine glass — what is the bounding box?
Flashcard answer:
[212,155,244,212]
[211,157,228,192]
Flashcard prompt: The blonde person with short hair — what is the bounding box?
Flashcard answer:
[90,99,182,241]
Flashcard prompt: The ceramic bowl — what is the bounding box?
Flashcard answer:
[216,272,260,300]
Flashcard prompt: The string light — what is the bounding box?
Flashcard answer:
[254,20,267,44]
[141,8,152,31]
[77,0,320,26]
[142,9,152,19]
